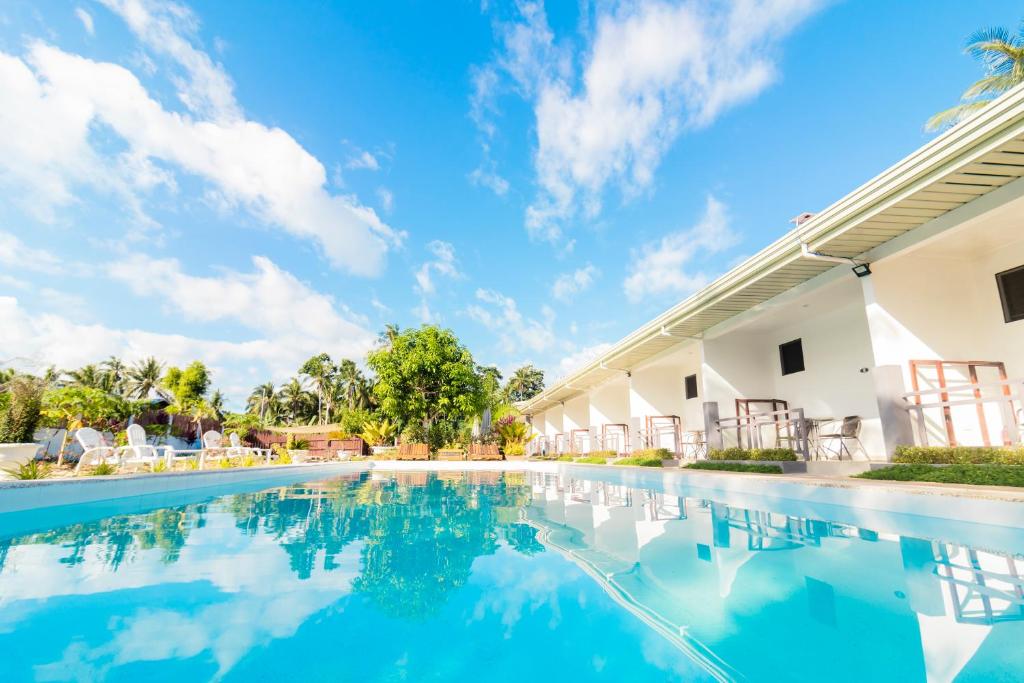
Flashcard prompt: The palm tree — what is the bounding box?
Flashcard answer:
[928,24,1024,131]
[336,359,371,411]
[101,356,127,395]
[66,364,104,389]
[247,382,277,425]
[278,378,315,425]
[126,357,164,400]
[208,390,225,421]
[299,354,336,425]
[188,400,217,442]
[378,323,400,349]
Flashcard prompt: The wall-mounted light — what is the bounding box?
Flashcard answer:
[852,263,872,278]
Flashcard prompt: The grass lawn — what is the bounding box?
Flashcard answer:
[614,456,664,467]
[685,462,783,474]
[855,464,1024,487]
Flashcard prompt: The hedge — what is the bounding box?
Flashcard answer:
[614,456,664,467]
[631,448,673,460]
[893,446,1024,465]
[685,462,783,474]
[587,450,618,459]
[856,463,1024,487]
[708,447,797,462]
[575,456,607,464]
[555,455,575,462]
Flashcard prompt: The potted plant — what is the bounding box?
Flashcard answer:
[358,418,398,456]
[0,377,44,475]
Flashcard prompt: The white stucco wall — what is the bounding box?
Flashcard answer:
[543,405,564,438]
[563,394,590,451]
[589,376,630,451]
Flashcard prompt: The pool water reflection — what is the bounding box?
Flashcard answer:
[0,470,1022,681]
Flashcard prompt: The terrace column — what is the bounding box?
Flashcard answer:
[860,276,918,458]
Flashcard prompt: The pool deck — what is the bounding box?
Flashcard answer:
[2,460,1023,530]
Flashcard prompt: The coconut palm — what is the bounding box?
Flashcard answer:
[247,382,278,425]
[100,356,127,395]
[126,357,164,400]
[299,353,336,425]
[278,378,316,425]
[66,364,104,389]
[378,323,400,349]
[208,390,225,421]
[927,23,1024,131]
[337,359,372,411]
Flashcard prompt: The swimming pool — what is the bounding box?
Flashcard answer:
[1,468,1022,681]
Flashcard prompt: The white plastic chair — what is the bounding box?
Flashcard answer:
[74,428,119,475]
[229,432,271,464]
[118,423,168,471]
[200,430,229,469]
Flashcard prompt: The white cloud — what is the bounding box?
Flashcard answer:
[556,342,612,377]
[0,231,62,272]
[551,264,598,302]
[346,150,380,171]
[475,0,823,240]
[0,255,377,402]
[623,195,737,302]
[468,163,510,196]
[413,240,460,296]
[74,8,95,36]
[376,186,394,213]
[98,0,239,121]
[0,32,400,275]
[465,288,558,355]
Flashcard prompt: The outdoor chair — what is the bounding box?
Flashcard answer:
[817,416,863,460]
[680,431,707,459]
[74,428,120,475]
[199,430,232,468]
[118,423,168,471]
[229,431,271,464]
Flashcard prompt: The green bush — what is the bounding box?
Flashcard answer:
[587,450,617,459]
[615,456,663,467]
[893,446,1024,465]
[555,454,575,462]
[708,447,797,461]
[0,377,44,443]
[90,463,117,476]
[856,464,1024,487]
[575,456,607,464]
[5,460,50,480]
[631,448,673,460]
[686,462,783,474]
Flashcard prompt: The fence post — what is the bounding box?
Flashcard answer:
[704,402,722,451]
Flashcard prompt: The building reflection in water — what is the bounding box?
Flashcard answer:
[523,472,1024,682]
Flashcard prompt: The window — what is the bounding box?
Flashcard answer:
[779,338,805,376]
[684,374,698,400]
[996,264,1024,323]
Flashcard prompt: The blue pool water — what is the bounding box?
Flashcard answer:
[1,470,1023,681]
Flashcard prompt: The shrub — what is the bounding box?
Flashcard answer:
[856,464,1024,487]
[587,450,617,459]
[90,463,117,476]
[555,454,575,462]
[893,446,1024,465]
[0,377,44,443]
[631,448,673,460]
[503,442,525,456]
[686,462,783,474]
[708,447,797,462]
[152,460,168,473]
[615,456,663,467]
[575,456,607,464]
[5,460,50,480]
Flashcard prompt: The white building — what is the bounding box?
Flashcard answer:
[522,86,1024,461]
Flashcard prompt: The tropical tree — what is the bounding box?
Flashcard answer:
[278,378,316,425]
[42,386,129,465]
[125,357,164,399]
[100,356,127,395]
[161,362,212,440]
[367,325,486,438]
[377,323,401,349]
[503,364,545,402]
[246,382,278,425]
[66,364,104,389]
[299,353,335,425]
[928,23,1024,131]
[337,359,372,412]
[208,390,225,421]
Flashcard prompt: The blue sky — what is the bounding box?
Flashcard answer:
[0,0,1019,407]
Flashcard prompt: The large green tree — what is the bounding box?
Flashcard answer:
[928,23,1024,131]
[367,325,486,434]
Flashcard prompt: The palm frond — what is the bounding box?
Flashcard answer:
[961,73,1021,100]
[925,100,993,132]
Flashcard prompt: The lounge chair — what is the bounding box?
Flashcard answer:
[817,416,863,460]
[119,423,169,471]
[74,428,120,475]
[199,430,232,468]
[396,443,429,461]
[468,443,501,461]
[229,431,272,464]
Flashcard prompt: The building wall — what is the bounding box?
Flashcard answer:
[563,394,590,451]
[543,405,563,439]
[590,376,630,451]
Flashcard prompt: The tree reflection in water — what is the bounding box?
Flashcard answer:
[0,471,543,618]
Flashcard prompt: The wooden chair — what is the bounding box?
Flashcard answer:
[469,443,501,460]
[397,443,429,460]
